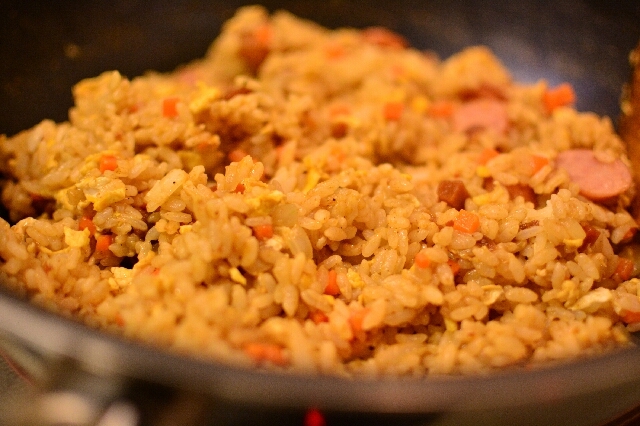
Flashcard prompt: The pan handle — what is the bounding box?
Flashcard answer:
[0,335,138,426]
[0,335,224,426]
[18,392,139,426]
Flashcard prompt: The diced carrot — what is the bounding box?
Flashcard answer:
[543,83,576,113]
[447,259,460,276]
[349,308,369,334]
[414,251,431,269]
[310,310,329,324]
[327,144,348,167]
[383,101,404,121]
[325,43,346,59]
[329,104,351,117]
[614,257,635,282]
[254,23,273,46]
[234,183,245,193]
[95,234,113,252]
[228,148,249,163]
[362,27,408,49]
[329,146,346,164]
[244,342,287,366]
[529,155,549,175]
[477,148,499,165]
[453,210,480,234]
[253,224,274,241]
[114,314,125,327]
[391,64,405,78]
[324,270,340,296]
[78,216,96,236]
[623,310,640,324]
[239,24,273,73]
[275,145,285,159]
[622,228,637,242]
[427,100,455,118]
[99,154,118,173]
[162,97,180,118]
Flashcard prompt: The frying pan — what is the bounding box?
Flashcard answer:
[2,1,640,425]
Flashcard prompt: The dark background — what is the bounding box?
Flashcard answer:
[2,0,640,137]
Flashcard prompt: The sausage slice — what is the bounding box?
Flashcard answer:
[452,98,508,134]
[556,149,632,201]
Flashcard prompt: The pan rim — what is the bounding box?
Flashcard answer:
[1,286,639,413]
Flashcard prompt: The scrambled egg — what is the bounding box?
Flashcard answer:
[570,287,612,313]
[245,189,284,214]
[179,224,193,235]
[481,284,504,305]
[189,82,221,114]
[303,168,322,194]
[323,294,336,306]
[475,165,491,178]
[563,238,584,248]
[302,156,325,193]
[472,184,508,206]
[78,176,126,211]
[444,317,458,332]
[79,151,118,175]
[265,235,284,251]
[64,227,91,248]
[108,267,134,291]
[410,95,429,114]
[36,226,90,255]
[55,154,127,213]
[347,269,365,289]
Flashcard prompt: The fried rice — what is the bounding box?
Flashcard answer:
[1,5,639,377]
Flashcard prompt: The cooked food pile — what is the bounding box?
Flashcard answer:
[1,6,639,376]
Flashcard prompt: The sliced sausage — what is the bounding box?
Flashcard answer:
[437,180,470,210]
[556,149,632,201]
[175,68,199,86]
[485,179,535,204]
[452,98,508,134]
[238,24,272,74]
[458,84,507,102]
[619,42,640,221]
[223,86,253,100]
[505,184,536,204]
[361,27,408,49]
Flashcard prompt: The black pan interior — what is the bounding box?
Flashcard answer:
[2,0,640,137]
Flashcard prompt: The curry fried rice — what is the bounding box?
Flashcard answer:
[1,6,640,376]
